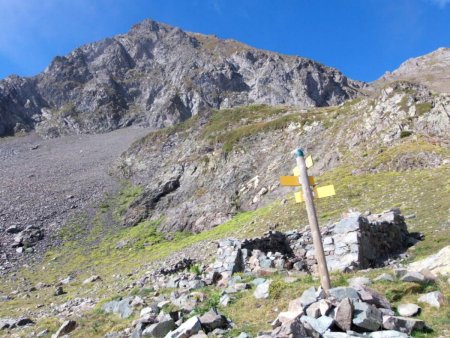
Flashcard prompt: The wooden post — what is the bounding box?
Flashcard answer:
[294,148,331,291]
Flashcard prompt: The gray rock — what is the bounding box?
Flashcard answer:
[354,286,391,310]
[301,315,334,335]
[305,302,321,318]
[374,273,394,282]
[352,301,382,331]
[328,287,360,302]
[348,277,372,287]
[334,298,353,331]
[382,315,425,334]
[253,280,272,299]
[16,317,34,326]
[52,320,77,338]
[272,319,309,337]
[165,316,202,338]
[369,331,408,338]
[142,319,175,337]
[397,304,420,317]
[54,286,65,296]
[82,275,101,284]
[251,278,266,286]
[400,271,425,283]
[236,333,251,338]
[219,294,231,306]
[102,297,134,319]
[299,286,318,307]
[393,269,408,279]
[417,291,445,308]
[199,308,227,332]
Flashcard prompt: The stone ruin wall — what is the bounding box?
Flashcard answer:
[211,209,417,279]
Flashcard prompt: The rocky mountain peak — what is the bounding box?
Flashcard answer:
[0,18,364,138]
[376,47,450,94]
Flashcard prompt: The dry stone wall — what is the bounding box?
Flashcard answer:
[212,209,416,277]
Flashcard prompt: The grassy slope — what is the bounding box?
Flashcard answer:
[1,98,449,337]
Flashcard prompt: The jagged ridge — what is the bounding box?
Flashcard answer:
[0,19,364,137]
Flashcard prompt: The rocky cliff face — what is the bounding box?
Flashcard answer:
[117,82,449,233]
[376,47,450,94]
[0,19,364,138]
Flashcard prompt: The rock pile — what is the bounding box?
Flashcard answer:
[7,224,44,254]
[211,209,416,279]
[261,285,427,337]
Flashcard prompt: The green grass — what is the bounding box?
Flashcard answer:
[416,102,433,116]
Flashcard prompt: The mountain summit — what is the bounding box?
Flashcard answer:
[0,19,364,138]
[376,47,450,93]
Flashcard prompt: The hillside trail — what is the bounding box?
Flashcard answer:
[0,127,151,272]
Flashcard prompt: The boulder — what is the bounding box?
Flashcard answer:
[142,319,175,337]
[348,277,372,287]
[253,280,272,299]
[165,316,201,338]
[299,286,318,307]
[397,304,420,317]
[199,308,228,332]
[328,287,360,302]
[52,320,77,338]
[102,297,134,319]
[354,286,391,310]
[400,271,425,283]
[301,315,334,336]
[272,310,303,328]
[352,301,382,331]
[382,315,425,334]
[305,302,321,318]
[334,298,353,331]
[417,291,445,308]
[271,318,309,337]
[409,246,450,276]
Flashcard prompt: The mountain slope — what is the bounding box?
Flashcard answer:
[376,47,450,93]
[0,19,364,138]
[117,81,449,233]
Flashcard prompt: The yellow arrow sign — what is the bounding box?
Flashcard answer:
[280,176,315,186]
[305,155,313,169]
[294,185,336,203]
[292,155,313,175]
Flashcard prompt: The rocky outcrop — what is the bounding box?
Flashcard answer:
[118,81,449,232]
[376,47,450,94]
[0,19,363,138]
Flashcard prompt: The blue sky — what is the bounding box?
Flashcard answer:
[0,0,449,82]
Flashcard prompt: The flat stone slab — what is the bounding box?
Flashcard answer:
[328,287,360,302]
[418,291,445,308]
[400,271,425,283]
[382,315,425,334]
[299,286,318,307]
[348,277,372,287]
[397,303,420,317]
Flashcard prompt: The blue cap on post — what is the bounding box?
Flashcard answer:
[294,148,304,158]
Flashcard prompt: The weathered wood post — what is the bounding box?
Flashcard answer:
[294,148,331,291]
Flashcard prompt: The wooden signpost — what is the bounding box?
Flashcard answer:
[279,149,334,291]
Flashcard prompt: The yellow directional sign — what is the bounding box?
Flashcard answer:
[305,155,313,169]
[280,176,315,186]
[294,185,336,203]
[292,155,313,176]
